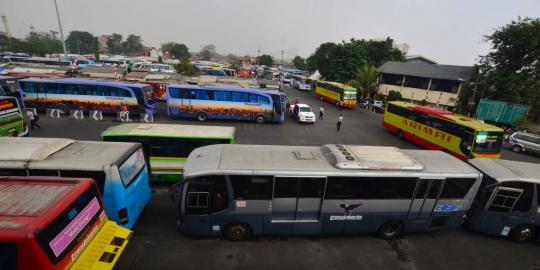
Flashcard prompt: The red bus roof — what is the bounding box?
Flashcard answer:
[0,176,94,237]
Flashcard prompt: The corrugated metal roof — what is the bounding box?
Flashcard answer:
[469,159,540,184]
[0,183,71,216]
[378,61,473,81]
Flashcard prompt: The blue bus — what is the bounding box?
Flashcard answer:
[17,78,158,115]
[167,84,285,123]
[0,137,152,229]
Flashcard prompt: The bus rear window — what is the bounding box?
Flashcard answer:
[36,186,103,264]
[0,242,17,270]
[118,148,146,186]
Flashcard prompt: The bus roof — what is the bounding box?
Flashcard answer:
[318,80,357,91]
[102,123,235,139]
[0,137,139,171]
[469,158,540,184]
[18,77,150,88]
[167,84,279,95]
[390,101,503,132]
[0,176,91,235]
[184,144,479,178]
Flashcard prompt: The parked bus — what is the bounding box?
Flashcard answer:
[17,78,158,115]
[0,176,132,270]
[291,74,311,91]
[0,96,28,137]
[167,84,286,123]
[0,76,19,99]
[315,81,357,107]
[176,144,481,240]
[101,123,235,182]
[0,137,151,229]
[134,63,175,73]
[466,158,540,243]
[383,101,504,160]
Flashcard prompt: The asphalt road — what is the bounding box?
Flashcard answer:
[27,85,540,270]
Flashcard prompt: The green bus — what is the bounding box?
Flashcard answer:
[101,123,235,182]
[0,96,28,137]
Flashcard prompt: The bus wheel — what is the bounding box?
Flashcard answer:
[396,129,404,139]
[511,145,522,153]
[224,223,252,241]
[197,112,208,122]
[255,115,265,124]
[509,225,536,243]
[377,221,404,240]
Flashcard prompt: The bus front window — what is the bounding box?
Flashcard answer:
[473,131,503,153]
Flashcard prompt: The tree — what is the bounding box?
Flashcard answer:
[307,42,338,76]
[349,65,379,98]
[65,31,96,54]
[226,54,242,69]
[200,44,216,60]
[106,33,123,55]
[162,42,190,60]
[258,54,273,66]
[94,37,100,61]
[387,90,402,101]
[6,32,62,56]
[122,34,144,56]
[292,56,307,70]
[175,58,200,76]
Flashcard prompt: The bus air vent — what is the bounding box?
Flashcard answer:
[292,151,316,160]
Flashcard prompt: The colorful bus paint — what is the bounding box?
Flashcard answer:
[315,81,357,107]
[0,176,132,270]
[0,96,28,137]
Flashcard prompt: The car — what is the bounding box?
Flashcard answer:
[509,131,540,154]
[291,103,316,123]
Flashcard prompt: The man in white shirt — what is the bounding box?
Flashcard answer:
[26,109,41,130]
[337,114,343,131]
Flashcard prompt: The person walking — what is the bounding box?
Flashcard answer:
[26,109,41,130]
[336,113,343,131]
[319,105,325,120]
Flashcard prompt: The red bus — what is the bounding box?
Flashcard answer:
[0,177,132,270]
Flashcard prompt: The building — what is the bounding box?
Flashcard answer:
[377,61,473,109]
[405,55,438,64]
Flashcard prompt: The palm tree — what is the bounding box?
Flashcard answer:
[350,64,379,98]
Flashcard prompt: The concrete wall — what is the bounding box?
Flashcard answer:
[378,83,459,108]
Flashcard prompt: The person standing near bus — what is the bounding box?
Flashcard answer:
[336,113,343,131]
[120,104,130,122]
[26,109,41,130]
[319,105,325,120]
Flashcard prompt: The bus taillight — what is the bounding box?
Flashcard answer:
[118,208,129,225]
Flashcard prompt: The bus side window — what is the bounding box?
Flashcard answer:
[440,178,476,199]
[186,176,228,215]
[537,184,540,208]
[501,182,534,212]
[0,169,28,176]
[230,175,273,200]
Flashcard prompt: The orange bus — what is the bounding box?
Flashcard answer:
[383,101,504,160]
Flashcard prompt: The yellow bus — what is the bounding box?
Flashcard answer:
[315,81,357,107]
[383,101,504,160]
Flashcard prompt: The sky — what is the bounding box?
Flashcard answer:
[2,0,539,65]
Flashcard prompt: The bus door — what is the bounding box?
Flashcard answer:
[270,177,326,234]
[407,178,444,229]
[269,94,284,122]
[476,186,523,236]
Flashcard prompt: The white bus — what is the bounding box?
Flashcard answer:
[176,144,481,240]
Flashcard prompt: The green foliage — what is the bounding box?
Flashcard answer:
[5,32,62,56]
[175,58,200,76]
[106,33,123,55]
[162,42,190,60]
[200,44,216,60]
[258,54,273,66]
[122,35,144,56]
[292,56,307,70]
[226,54,242,69]
[307,38,404,83]
[158,56,163,63]
[66,31,96,54]
[387,90,402,101]
[94,37,100,61]
[349,65,379,98]
[419,99,428,106]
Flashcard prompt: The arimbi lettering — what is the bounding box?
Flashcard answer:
[401,118,452,143]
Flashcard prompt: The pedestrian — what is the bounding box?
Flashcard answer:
[286,100,291,114]
[319,105,324,120]
[120,104,130,122]
[26,109,41,130]
[339,100,343,111]
[336,113,343,131]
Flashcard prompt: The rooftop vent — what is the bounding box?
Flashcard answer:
[292,150,316,160]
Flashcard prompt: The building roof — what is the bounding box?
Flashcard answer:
[469,159,540,184]
[183,144,479,178]
[406,55,438,64]
[378,61,473,81]
[102,123,235,139]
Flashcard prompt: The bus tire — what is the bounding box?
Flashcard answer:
[396,129,404,139]
[511,145,522,153]
[509,225,536,243]
[197,112,208,122]
[255,115,265,124]
[224,223,252,241]
[377,221,404,240]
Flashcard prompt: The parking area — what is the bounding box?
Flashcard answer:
[28,85,540,270]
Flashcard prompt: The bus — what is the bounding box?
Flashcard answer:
[0,96,28,137]
[167,84,286,123]
[134,63,175,73]
[291,74,311,91]
[0,176,132,270]
[466,158,540,243]
[315,81,357,107]
[0,137,151,229]
[176,144,481,241]
[0,76,19,99]
[101,123,235,182]
[17,78,158,116]
[383,101,504,160]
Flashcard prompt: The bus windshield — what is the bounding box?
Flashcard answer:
[473,131,503,153]
[343,92,356,99]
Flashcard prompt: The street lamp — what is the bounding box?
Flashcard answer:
[53,0,68,59]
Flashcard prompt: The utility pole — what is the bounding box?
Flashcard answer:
[468,76,480,118]
[281,50,284,66]
[257,46,261,66]
[53,0,68,59]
